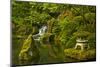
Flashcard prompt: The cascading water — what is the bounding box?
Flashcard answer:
[33,25,47,40]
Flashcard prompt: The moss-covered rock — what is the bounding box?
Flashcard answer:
[19,34,32,60]
[19,34,40,64]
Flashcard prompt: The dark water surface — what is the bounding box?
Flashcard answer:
[12,38,78,66]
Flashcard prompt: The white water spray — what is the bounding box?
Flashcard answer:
[33,25,47,40]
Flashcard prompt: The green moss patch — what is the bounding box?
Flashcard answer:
[64,48,96,61]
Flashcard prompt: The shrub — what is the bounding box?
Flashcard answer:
[66,36,76,48]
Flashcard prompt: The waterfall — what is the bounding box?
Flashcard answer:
[39,26,47,36]
[33,25,47,40]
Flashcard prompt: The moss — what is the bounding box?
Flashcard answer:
[19,34,32,60]
[19,34,40,64]
[64,48,96,61]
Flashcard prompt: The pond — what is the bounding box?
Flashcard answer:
[12,38,79,66]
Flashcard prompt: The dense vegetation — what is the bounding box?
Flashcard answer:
[12,1,96,65]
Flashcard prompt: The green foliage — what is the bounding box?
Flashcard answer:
[84,13,96,23]
[88,33,96,49]
[73,31,90,38]
[66,36,76,48]
[52,24,61,35]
